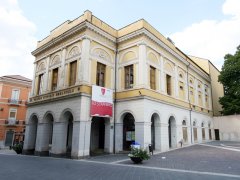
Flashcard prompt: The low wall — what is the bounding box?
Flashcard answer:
[213,115,240,141]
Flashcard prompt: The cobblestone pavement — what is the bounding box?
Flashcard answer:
[0,142,239,180]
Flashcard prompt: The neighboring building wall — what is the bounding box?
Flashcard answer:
[0,76,32,148]
[213,115,240,141]
[209,63,224,116]
[190,56,224,116]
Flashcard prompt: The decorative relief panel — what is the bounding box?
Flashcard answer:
[37,61,46,72]
[67,46,81,59]
[50,55,61,67]
[92,48,111,63]
[147,52,159,65]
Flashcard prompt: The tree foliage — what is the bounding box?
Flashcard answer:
[218,45,240,115]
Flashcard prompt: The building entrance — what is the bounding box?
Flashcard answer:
[123,113,135,151]
[90,117,105,155]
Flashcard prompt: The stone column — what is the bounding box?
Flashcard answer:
[135,122,151,149]
[115,123,123,152]
[31,63,37,96]
[138,43,147,88]
[51,122,67,155]
[154,121,161,151]
[43,56,50,93]
[71,121,91,158]
[185,74,188,101]
[104,120,114,153]
[174,66,179,98]
[194,80,199,105]
[58,48,66,89]
[160,56,165,93]
[79,37,91,84]
[160,123,168,152]
[23,123,37,153]
[202,85,206,108]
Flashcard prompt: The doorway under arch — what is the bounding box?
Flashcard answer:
[202,122,205,141]
[150,113,160,150]
[90,117,106,155]
[62,111,73,157]
[27,115,38,153]
[182,120,188,144]
[123,113,135,151]
[168,116,177,148]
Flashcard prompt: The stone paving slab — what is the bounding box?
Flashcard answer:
[119,144,240,175]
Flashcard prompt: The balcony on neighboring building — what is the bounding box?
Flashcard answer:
[5,119,19,126]
[8,99,22,105]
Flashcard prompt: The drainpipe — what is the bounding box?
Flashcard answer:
[113,44,118,154]
[186,62,193,144]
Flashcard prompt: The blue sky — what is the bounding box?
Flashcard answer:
[0,0,240,78]
[19,0,225,39]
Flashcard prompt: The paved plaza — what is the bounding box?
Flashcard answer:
[0,141,240,180]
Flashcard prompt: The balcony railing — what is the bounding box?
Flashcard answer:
[8,99,22,105]
[5,119,19,126]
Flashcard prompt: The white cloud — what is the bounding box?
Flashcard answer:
[170,0,240,70]
[0,0,37,79]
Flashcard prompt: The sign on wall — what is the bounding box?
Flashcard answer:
[90,85,113,117]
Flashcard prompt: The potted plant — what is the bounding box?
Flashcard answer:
[12,143,23,154]
[128,147,150,164]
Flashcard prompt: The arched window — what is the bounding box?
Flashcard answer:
[182,120,186,126]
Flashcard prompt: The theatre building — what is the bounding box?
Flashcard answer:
[23,11,220,158]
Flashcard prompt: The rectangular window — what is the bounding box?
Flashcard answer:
[52,68,58,91]
[69,61,77,86]
[37,74,44,95]
[150,66,156,90]
[96,62,106,87]
[11,89,20,100]
[166,74,171,95]
[125,65,134,89]
[9,108,17,120]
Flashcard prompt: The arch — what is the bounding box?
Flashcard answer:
[164,62,174,73]
[118,110,136,124]
[189,77,194,85]
[59,108,75,123]
[42,111,55,123]
[168,116,177,148]
[92,47,112,63]
[182,120,187,126]
[147,51,159,65]
[37,61,46,72]
[67,46,81,58]
[120,50,137,63]
[50,54,61,66]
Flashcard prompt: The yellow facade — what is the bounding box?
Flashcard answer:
[29,10,222,117]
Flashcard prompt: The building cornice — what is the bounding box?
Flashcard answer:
[117,28,210,82]
[32,21,117,56]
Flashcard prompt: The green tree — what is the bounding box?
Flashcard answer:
[218,45,240,115]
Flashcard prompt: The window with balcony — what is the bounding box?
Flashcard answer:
[69,61,77,86]
[125,65,134,89]
[37,74,44,95]
[150,66,156,90]
[7,108,18,125]
[96,62,106,87]
[166,74,171,95]
[9,89,20,104]
[52,68,58,91]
